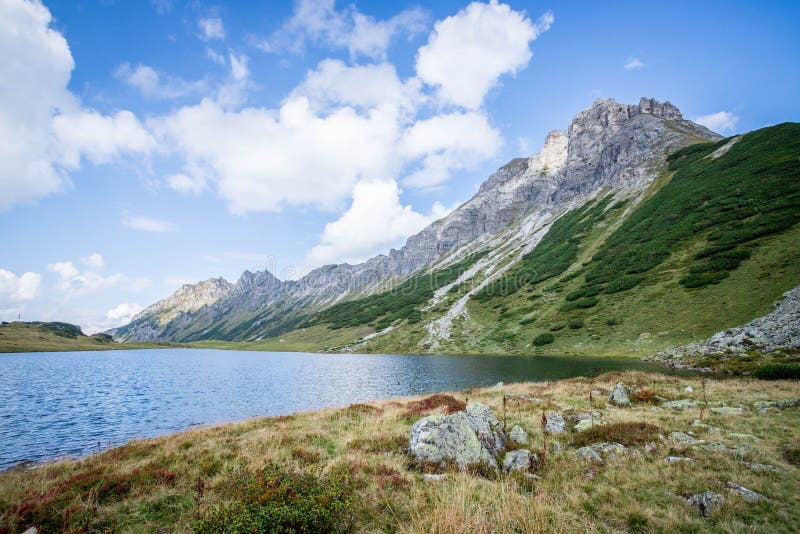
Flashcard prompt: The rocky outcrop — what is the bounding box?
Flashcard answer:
[651,285,800,367]
[408,403,507,470]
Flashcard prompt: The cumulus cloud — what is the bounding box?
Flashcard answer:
[122,215,177,233]
[307,180,452,265]
[416,1,552,109]
[260,0,428,60]
[167,173,207,195]
[105,302,144,324]
[114,63,206,99]
[48,257,150,296]
[694,111,740,133]
[81,253,105,271]
[198,17,225,41]
[624,57,645,70]
[0,269,42,303]
[0,0,157,211]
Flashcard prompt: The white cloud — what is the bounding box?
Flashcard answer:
[307,180,452,265]
[48,259,150,296]
[167,173,207,195]
[114,63,206,99]
[105,302,144,324]
[198,17,225,41]
[401,111,502,188]
[415,1,552,109]
[261,0,428,60]
[624,57,645,70]
[694,111,740,133]
[81,253,105,271]
[0,269,42,303]
[0,0,156,211]
[122,215,177,233]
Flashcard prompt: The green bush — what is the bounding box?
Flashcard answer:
[549,324,566,332]
[560,297,598,311]
[606,318,619,326]
[195,464,353,533]
[532,333,555,346]
[568,319,584,329]
[518,316,536,326]
[752,363,800,380]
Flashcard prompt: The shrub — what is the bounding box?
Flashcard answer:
[560,297,598,311]
[629,389,660,404]
[783,444,800,466]
[753,363,800,380]
[549,324,566,332]
[606,318,619,326]
[518,316,536,326]
[532,333,555,346]
[572,422,661,447]
[568,319,584,329]
[195,464,353,533]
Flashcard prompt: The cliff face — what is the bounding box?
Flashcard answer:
[116,98,722,342]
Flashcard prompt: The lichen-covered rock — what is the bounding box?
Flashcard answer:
[669,432,705,446]
[508,425,528,445]
[574,446,604,464]
[574,418,605,432]
[665,456,694,463]
[726,482,765,502]
[685,492,725,517]
[544,411,566,434]
[663,399,699,410]
[408,402,506,470]
[608,383,631,407]
[503,449,536,472]
[710,406,744,415]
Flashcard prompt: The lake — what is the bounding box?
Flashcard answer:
[0,348,672,470]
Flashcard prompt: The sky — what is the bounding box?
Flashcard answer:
[0,0,798,333]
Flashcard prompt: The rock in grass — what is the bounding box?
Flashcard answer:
[710,406,744,415]
[503,449,536,472]
[743,462,785,474]
[508,425,528,445]
[544,411,566,434]
[574,418,605,432]
[669,432,705,446]
[684,491,725,517]
[409,402,506,470]
[665,456,694,463]
[608,383,631,407]
[726,481,766,502]
[662,399,699,410]
[574,446,604,464]
[422,473,447,481]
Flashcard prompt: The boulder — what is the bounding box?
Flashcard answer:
[710,406,744,415]
[544,411,566,434]
[574,446,604,464]
[574,418,605,432]
[665,456,694,463]
[503,449,536,472]
[663,399,699,410]
[508,425,529,445]
[409,402,506,470]
[608,383,631,407]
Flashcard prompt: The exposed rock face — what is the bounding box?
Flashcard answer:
[117,97,721,342]
[653,285,800,367]
[408,403,507,470]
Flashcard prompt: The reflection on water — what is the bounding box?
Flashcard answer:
[0,348,670,469]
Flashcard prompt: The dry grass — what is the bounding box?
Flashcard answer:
[0,371,798,533]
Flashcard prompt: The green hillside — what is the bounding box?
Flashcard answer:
[275,123,800,360]
[0,322,181,353]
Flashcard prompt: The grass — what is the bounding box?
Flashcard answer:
[0,322,183,353]
[1,371,798,532]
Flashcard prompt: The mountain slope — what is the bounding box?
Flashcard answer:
[115,99,800,359]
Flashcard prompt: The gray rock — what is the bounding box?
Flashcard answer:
[608,382,631,407]
[684,386,694,393]
[743,462,785,474]
[590,442,628,456]
[662,399,700,410]
[574,418,605,432]
[726,481,765,502]
[701,441,729,452]
[574,446,604,464]
[710,406,744,415]
[727,432,759,442]
[503,449,536,472]
[669,432,705,446]
[544,411,566,434]
[665,456,694,463]
[409,402,506,470]
[422,473,447,481]
[684,492,725,517]
[508,425,529,445]
[690,419,721,433]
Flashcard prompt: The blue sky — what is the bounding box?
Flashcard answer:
[1,0,798,333]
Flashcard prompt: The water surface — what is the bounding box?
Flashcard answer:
[0,348,670,469]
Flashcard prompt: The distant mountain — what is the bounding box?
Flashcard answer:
[114,98,800,361]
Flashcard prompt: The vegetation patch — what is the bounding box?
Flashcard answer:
[752,363,800,380]
[347,434,408,454]
[404,394,466,418]
[532,333,556,346]
[195,463,353,533]
[572,422,661,447]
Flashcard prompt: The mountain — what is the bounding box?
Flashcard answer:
[114,98,800,363]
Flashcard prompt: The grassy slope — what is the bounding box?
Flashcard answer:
[1,371,798,532]
[300,124,800,361]
[0,322,182,353]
